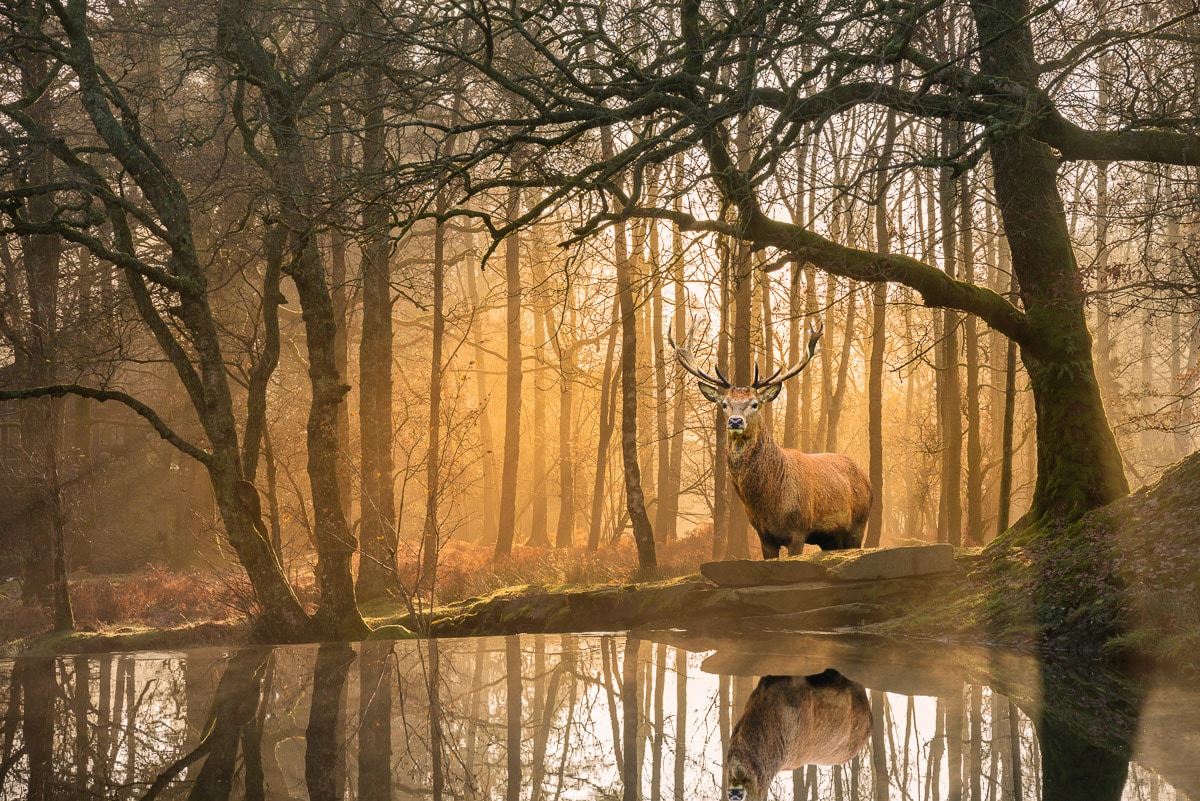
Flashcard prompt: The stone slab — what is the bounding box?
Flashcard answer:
[826,543,955,581]
[701,544,957,588]
[700,557,827,587]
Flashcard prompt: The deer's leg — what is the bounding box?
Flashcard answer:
[756,529,783,559]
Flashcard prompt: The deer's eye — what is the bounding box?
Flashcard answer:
[750,401,759,409]
[721,401,728,409]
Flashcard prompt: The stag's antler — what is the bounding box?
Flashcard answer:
[753,322,823,388]
[668,317,730,389]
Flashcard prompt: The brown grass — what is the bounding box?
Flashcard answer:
[0,564,248,644]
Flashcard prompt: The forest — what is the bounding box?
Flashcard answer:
[1,0,1198,646]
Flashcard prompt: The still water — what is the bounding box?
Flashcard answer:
[0,632,1195,800]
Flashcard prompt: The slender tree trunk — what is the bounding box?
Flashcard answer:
[784,263,803,448]
[825,284,857,453]
[660,196,688,542]
[866,101,898,548]
[712,251,732,558]
[938,125,964,548]
[528,294,551,548]
[588,296,620,551]
[467,265,500,544]
[421,213,448,588]
[616,219,658,574]
[328,101,353,532]
[357,81,400,600]
[556,346,576,548]
[802,265,818,452]
[653,227,672,544]
[495,188,524,559]
[961,176,983,545]
[726,236,753,560]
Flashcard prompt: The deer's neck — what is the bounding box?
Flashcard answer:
[728,425,780,474]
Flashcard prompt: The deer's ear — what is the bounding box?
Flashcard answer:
[698,382,725,403]
[759,383,782,403]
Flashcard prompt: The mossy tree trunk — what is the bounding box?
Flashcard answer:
[970,0,1129,526]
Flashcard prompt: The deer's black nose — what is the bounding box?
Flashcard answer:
[728,417,745,429]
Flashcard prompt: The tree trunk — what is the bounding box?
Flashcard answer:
[938,126,964,547]
[289,240,368,637]
[14,40,72,627]
[783,262,803,448]
[495,188,524,559]
[825,283,857,453]
[616,219,658,574]
[712,251,732,558]
[961,176,983,545]
[802,265,819,452]
[971,0,1129,524]
[726,236,753,560]
[556,344,577,548]
[421,214,448,587]
[528,293,551,548]
[652,227,672,544]
[357,79,400,600]
[466,265,500,544]
[662,200,689,543]
[865,100,898,548]
[588,296,620,551]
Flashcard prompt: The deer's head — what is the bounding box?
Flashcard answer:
[671,320,823,441]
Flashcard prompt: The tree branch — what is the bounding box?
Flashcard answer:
[0,384,212,465]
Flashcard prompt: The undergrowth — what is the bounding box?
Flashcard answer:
[0,564,248,643]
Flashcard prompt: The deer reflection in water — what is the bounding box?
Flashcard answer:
[724,669,871,801]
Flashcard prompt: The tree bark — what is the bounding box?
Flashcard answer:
[971,0,1129,524]
[495,187,524,559]
[661,197,689,543]
[616,218,659,574]
[357,69,401,599]
[588,296,621,551]
[421,212,448,587]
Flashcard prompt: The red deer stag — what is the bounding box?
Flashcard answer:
[724,670,872,801]
[672,322,872,555]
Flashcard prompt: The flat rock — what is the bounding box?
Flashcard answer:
[826,544,955,581]
[701,557,827,587]
[701,544,957,587]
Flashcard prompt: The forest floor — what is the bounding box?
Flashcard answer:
[5,451,1200,672]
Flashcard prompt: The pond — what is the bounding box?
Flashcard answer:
[0,632,1195,800]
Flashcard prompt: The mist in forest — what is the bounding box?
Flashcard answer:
[1,0,1197,639]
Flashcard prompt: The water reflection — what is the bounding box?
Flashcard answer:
[0,634,1191,800]
[725,671,871,801]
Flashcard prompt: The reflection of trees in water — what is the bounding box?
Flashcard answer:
[0,638,1187,800]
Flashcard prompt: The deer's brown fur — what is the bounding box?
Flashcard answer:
[724,670,872,801]
[719,386,872,556]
